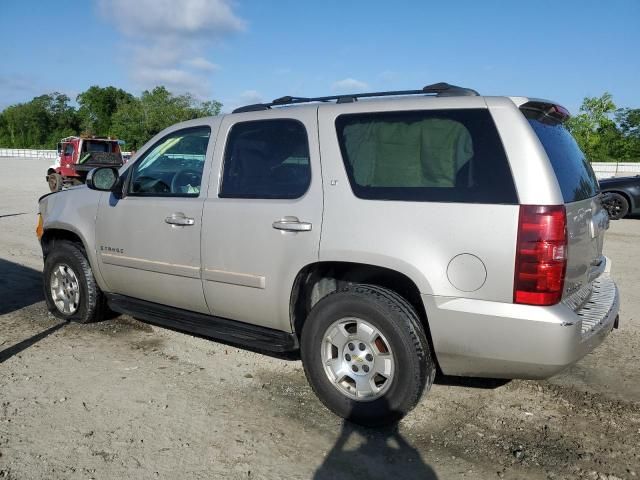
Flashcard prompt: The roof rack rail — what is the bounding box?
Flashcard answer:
[232,82,479,113]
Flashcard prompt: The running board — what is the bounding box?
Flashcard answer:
[105,294,298,353]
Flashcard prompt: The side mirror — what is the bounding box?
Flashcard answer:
[87,167,119,192]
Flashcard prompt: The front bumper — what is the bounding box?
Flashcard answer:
[424,273,620,379]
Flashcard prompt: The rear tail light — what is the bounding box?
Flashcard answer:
[514,205,567,306]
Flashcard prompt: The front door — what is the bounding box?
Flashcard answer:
[201,110,323,332]
[60,142,75,176]
[95,124,214,313]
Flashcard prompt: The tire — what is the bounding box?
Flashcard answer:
[43,240,108,323]
[603,192,629,220]
[300,284,435,426]
[48,173,63,192]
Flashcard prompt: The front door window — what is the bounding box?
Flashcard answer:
[129,127,211,197]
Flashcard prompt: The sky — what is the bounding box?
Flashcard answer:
[0,0,638,113]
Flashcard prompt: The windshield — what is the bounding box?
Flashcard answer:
[83,140,117,153]
[523,110,599,203]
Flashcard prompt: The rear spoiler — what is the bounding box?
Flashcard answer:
[519,100,570,124]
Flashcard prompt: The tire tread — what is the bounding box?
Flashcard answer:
[43,240,107,323]
[301,283,435,426]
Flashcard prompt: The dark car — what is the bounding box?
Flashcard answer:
[599,175,640,219]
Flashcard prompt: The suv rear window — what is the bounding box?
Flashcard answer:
[335,109,517,203]
[523,109,599,203]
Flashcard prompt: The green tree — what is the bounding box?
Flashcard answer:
[566,92,622,162]
[110,86,222,149]
[615,108,640,161]
[76,86,134,136]
[0,85,222,150]
[199,100,224,117]
[0,93,78,148]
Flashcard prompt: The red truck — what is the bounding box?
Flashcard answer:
[46,136,125,192]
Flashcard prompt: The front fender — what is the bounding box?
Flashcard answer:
[39,187,107,291]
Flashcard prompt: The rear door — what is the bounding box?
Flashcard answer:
[201,109,323,332]
[523,108,608,297]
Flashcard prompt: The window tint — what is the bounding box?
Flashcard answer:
[129,126,210,197]
[335,109,517,203]
[84,141,113,153]
[64,144,74,156]
[220,119,311,199]
[523,111,599,203]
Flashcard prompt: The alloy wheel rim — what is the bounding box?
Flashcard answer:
[321,317,395,401]
[612,199,622,214]
[50,263,80,315]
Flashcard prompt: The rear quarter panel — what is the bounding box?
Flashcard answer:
[317,97,521,302]
[485,97,563,206]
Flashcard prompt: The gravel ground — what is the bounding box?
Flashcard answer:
[1,157,639,480]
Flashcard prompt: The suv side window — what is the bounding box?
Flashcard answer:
[128,126,211,197]
[220,119,311,199]
[335,109,518,204]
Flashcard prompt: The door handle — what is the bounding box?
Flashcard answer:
[272,217,312,232]
[165,213,195,226]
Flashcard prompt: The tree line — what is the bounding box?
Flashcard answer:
[0,86,221,151]
[566,93,640,163]
[0,86,638,162]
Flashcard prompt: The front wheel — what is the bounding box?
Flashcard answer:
[43,240,108,323]
[301,284,435,426]
[47,173,63,192]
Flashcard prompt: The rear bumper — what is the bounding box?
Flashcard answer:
[424,273,620,379]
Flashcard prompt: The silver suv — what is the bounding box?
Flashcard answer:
[37,82,620,426]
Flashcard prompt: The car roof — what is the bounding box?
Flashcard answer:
[230,82,478,113]
[223,81,565,117]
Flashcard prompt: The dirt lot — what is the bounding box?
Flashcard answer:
[1,157,639,480]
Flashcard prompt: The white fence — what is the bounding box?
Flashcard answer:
[0,148,58,159]
[0,147,638,178]
[591,162,640,179]
[0,148,132,161]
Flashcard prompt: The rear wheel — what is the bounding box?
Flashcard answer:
[47,173,63,192]
[301,284,435,426]
[43,240,108,323]
[603,192,629,220]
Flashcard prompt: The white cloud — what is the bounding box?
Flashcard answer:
[98,0,244,99]
[131,43,182,69]
[132,66,207,98]
[185,57,220,72]
[99,0,245,37]
[331,78,369,93]
[222,90,264,113]
[239,90,263,104]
